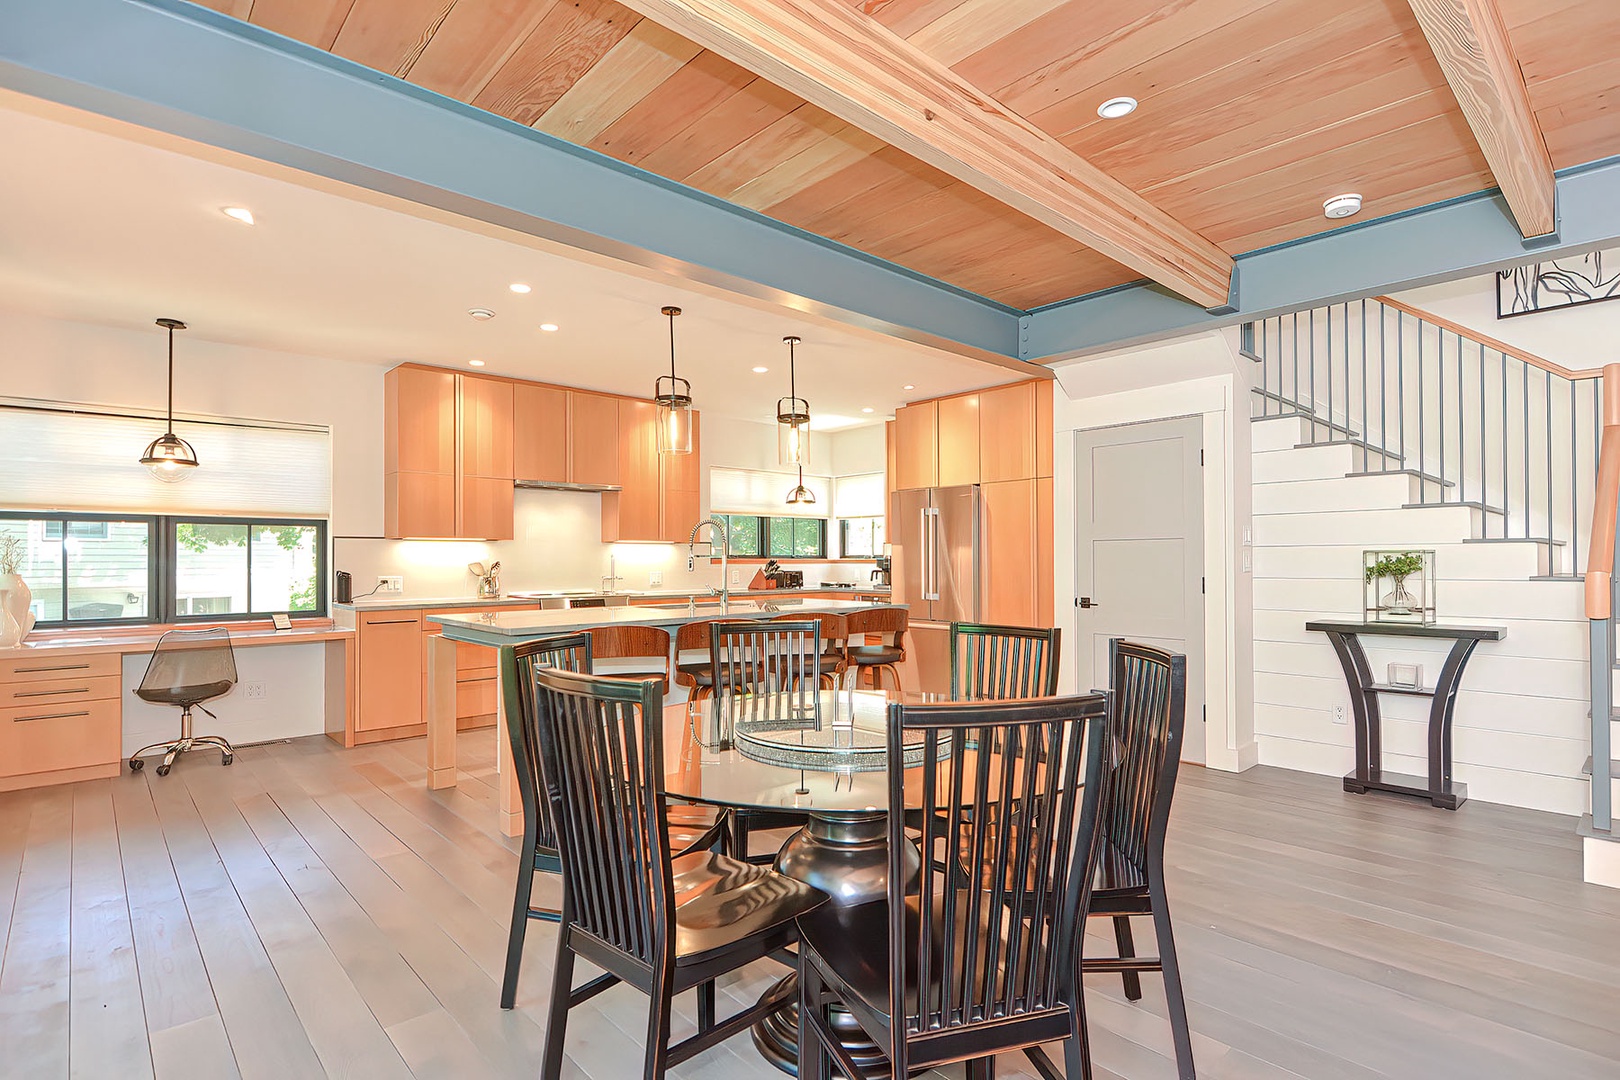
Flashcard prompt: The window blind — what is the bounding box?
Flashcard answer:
[833,472,885,518]
[1,400,332,518]
[709,466,831,519]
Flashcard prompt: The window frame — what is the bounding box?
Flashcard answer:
[0,511,328,628]
[715,513,828,560]
[838,516,885,559]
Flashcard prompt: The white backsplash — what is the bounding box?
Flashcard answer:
[334,488,876,600]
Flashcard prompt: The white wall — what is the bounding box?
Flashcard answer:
[1049,333,1257,772]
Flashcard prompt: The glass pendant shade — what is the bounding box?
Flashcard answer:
[786,464,816,506]
[776,335,811,467]
[140,317,198,482]
[654,306,693,455]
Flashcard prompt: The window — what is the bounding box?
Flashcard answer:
[0,513,326,627]
[840,516,885,559]
[715,514,827,559]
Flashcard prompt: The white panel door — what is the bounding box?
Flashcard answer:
[1073,417,1206,763]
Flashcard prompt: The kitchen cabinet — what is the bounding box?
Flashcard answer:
[421,608,508,731]
[570,392,621,487]
[1035,379,1053,478]
[0,651,122,789]
[979,382,1036,483]
[893,401,938,490]
[1036,479,1054,626]
[513,383,569,483]
[981,479,1039,628]
[385,367,514,539]
[936,393,980,487]
[459,476,514,542]
[460,374,514,481]
[602,399,701,542]
[356,610,424,733]
[661,410,701,540]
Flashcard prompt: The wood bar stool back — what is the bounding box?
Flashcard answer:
[709,619,822,697]
[797,694,1112,1080]
[674,619,718,701]
[775,610,849,687]
[843,606,908,691]
[531,668,828,1080]
[587,624,673,693]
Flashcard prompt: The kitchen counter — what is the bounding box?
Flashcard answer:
[428,597,900,647]
[335,586,883,611]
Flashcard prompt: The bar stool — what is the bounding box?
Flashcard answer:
[673,619,719,701]
[586,625,671,693]
[843,606,907,691]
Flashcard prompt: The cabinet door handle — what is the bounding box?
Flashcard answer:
[365,618,419,626]
[13,687,91,698]
[14,662,92,673]
[14,710,91,723]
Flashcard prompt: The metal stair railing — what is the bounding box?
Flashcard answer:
[1246,296,1605,577]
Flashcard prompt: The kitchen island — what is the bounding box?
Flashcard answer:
[427,597,903,834]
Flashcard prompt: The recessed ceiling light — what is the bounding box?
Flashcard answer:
[1323,193,1363,219]
[468,308,496,321]
[509,283,531,294]
[752,366,769,374]
[539,323,559,332]
[468,359,485,367]
[902,384,915,391]
[1097,96,1138,120]
[861,407,875,414]
[221,206,255,225]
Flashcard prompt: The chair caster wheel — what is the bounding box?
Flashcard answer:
[156,764,170,777]
[128,757,144,772]
[222,753,234,766]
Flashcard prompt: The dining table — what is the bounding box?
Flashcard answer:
[661,683,1109,1077]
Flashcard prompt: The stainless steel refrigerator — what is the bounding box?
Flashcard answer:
[891,484,982,623]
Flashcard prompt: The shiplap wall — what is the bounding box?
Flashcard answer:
[1251,413,1589,815]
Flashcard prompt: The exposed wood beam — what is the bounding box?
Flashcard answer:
[1406,0,1556,237]
[613,0,1236,309]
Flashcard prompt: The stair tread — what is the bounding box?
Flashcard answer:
[1400,500,1507,516]
[1464,536,1566,546]
[1577,814,1619,841]
[1579,755,1620,776]
[1354,468,1455,489]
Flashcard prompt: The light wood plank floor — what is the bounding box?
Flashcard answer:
[2,731,1617,1079]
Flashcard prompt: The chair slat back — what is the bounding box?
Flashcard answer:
[709,620,821,698]
[1100,639,1186,891]
[532,668,673,968]
[138,627,237,694]
[890,695,1110,1038]
[950,623,1060,700]
[501,634,593,856]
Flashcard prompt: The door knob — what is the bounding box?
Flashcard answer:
[1078,597,1100,609]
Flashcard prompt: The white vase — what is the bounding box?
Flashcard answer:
[0,573,35,647]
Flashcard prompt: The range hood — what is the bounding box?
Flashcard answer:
[514,478,623,493]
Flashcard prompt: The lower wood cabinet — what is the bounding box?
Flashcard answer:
[0,650,123,789]
[356,610,424,733]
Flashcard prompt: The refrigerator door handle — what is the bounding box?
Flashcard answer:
[923,507,940,601]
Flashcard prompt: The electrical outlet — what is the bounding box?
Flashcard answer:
[1332,704,1346,725]
[649,571,663,586]
[377,575,403,593]
[244,681,267,701]
[730,568,741,585]
[1241,549,1252,572]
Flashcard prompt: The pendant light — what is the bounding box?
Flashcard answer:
[654,305,693,455]
[777,335,810,467]
[786,463,816,506]
[140,318,199,483]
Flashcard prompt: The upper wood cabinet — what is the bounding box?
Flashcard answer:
[570,392,620,488]
[460,375,513,480]
[386,366,456,475]
[936,393,980,487]
[979,382,1035,483]
[894,401,938,490]
[660,411,701,541]
[602,400,702,543]
[385,367,512,539]
[513,383,568,483]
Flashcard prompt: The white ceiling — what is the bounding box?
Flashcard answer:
[0,92,1016,429]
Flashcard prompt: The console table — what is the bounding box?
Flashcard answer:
[1305,621,1506,809]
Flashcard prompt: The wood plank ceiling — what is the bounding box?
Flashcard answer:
[195,0,1620,310]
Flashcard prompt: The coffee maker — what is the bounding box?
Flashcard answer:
[871,550,892,588]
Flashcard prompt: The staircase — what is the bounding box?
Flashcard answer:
[1243,298,1620,887]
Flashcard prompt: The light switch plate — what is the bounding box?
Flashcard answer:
[730,568,741,585]
[649,571,663,586]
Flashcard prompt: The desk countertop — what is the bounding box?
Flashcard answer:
[0,624,355,660]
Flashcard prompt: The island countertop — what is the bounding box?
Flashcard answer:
[428,597,902,647]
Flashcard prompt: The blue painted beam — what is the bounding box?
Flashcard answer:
[0,0,1028,366]
[1024,157,1620,363]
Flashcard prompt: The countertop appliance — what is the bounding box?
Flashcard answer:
[891,485,981,623]
[335,570,353,604]
[871,555,891,587]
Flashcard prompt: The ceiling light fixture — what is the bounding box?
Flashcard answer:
[468,308,496,321]
[654,306,693,455]
[509,283,531,294]
[752,366,769,374]
[903,384,915,391]
[777,335,811,468]
[1323,193,1363,219]
[1097,96,1138,120]
[140,318,199,482]
[221,206,255,225]
[862,407,875,414]
[468,359,485,367]
[786,463,817,506]
[539,323,559,333]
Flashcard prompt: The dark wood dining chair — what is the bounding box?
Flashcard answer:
[531,667,828,1080]
[843,606,908,690]
[498,633,726,1011]
[775,610,849,687]
[1084,638,1195,1079]
[797,693,1112,1080]
[587,624,673,693]
[950,622,1061,699]
[710,619,822,862]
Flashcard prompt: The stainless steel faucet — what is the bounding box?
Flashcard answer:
[688,517,731,607]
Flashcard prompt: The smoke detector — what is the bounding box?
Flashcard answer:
[467,307,496,321]
[1323,193,1363,220]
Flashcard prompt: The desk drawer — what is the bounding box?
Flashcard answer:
[0,698,122,777]
[0,674,121,707]
[0,652,121,682]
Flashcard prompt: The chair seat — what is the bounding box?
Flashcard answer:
[678,662,752,690]
[798,887,1032,1028]
[135,680,234,706]
[670,849,827,967]
[665,802,728,854]
[846,645,903,666]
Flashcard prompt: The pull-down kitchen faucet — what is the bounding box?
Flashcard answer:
[687,517,731,607]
